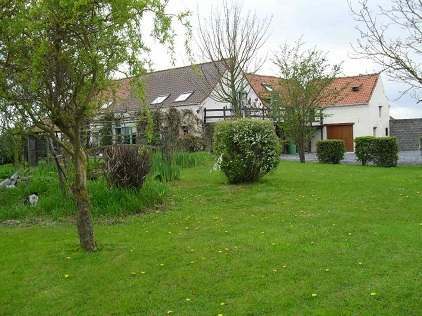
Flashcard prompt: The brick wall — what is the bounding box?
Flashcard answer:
[390,118,422,151]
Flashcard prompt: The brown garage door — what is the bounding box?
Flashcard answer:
[326,124,354,152]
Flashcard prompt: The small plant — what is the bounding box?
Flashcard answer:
[103,145,151,189]
[178,134,205,152]
[316,140,345,164]
[371,137,398,167]
[355,136,376,166]
[214,119,280,184]
[150,151,181,182]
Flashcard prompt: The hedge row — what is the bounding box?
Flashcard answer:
[316,140,345,164]
[355,136,398,167]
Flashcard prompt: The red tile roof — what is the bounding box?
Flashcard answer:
[246,73,380,107]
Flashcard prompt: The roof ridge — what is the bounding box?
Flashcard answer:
[248,72,380,80]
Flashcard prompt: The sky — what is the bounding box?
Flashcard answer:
[146,0,422,119]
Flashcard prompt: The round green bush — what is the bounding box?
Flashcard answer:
[213,119,280,184]
[316,140,345,164]
[372,137,398,167]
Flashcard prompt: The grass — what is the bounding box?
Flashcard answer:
[0,160,168,220]
[1,161,422,314]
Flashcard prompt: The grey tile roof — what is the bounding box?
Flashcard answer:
[109,61,226,113]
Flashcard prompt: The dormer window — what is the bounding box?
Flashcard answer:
[151,94,169,105]
[262,83,273,92]
[174,92,193,102]
[351,84,361,92]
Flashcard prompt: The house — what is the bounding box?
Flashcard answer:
[98,60,264,144]
[247,73,390,152]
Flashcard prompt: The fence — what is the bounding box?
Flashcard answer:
[203,106,271,124]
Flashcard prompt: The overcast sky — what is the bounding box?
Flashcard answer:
[146,0,421,119]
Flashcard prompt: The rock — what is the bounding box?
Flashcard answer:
[24,193,39,207]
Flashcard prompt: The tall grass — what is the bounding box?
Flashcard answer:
[0,161,167,220]
[151,151,211,182]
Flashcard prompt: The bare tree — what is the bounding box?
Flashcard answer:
[271,40,343,163]
[197,1,271,116]
[350,0,422,101]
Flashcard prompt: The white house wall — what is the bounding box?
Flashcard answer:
[311,77,390,152]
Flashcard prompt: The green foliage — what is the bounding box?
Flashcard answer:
[354,136,399,167]
[271,40,342,162]
[99,112,114,146]
[0,164,15,179]
[355,136,376,166]
[214,119,280,184]
[103,145,151,189]
[0,131,15,164]
[0,162,166,220]
[371,137,399,167]
[151,151,181,182]
[173,151,210,168]
[137,106,154,145]
[316,140,345,164]
[178,134,205,152]
[151,109,163,145]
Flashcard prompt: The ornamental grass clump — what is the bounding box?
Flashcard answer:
[213,119,280,184]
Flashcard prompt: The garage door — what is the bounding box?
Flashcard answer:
[326,124,354,152]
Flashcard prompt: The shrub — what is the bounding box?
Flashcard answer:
[103,145,151,189]
[355,136,376,166]
[371,137,398,167]
[214,119,280,184]
[178,134,205,152]
[316,140,345,164]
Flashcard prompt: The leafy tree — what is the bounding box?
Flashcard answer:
[0,0,189,251]
[271,40,342,163]
[99,112,114,147]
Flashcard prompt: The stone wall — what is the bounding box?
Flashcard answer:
[390,118,422,151]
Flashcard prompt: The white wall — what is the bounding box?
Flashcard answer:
[310,77,390,152]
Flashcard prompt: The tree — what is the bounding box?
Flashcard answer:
[137,106,154,145]
[350,0,422,102]
[0,0,189,251]
[197,0,271,116]
[271,41,342,163]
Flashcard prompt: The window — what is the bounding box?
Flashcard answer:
[385,127,389,136]
[174,92,193,102]
[151,95,169,105]
[378,106,382,118]
[373,127,377,137]
[262,83,273,92]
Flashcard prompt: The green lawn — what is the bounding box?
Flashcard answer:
[1,161,422,315]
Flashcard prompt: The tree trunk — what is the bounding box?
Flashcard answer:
[48,138,68,195]
[298,140,306,163]
[72,135,96,252]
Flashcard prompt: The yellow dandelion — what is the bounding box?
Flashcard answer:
[64,274,69,279]
[370,292,377,296]
[311,293,317,297]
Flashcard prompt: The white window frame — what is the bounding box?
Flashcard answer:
[174,92,193,102]
[151,95,169,105]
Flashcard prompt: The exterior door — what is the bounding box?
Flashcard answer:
[326,124,354,152]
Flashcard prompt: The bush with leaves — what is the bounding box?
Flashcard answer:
[178,134,205,152]
[316,140,345,164]
[103,145,150,189]
[355,136,376,166]
[371,137,398,167]
[137,106,154,145]
[214,119,280,184]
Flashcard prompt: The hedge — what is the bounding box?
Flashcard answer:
[354,136,398,167]
[316,140,345,164]
[214,119,280,184]
[371,137,398,167]
[355,136,376,166]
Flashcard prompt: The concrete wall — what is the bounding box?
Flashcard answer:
[390,118,422,151]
